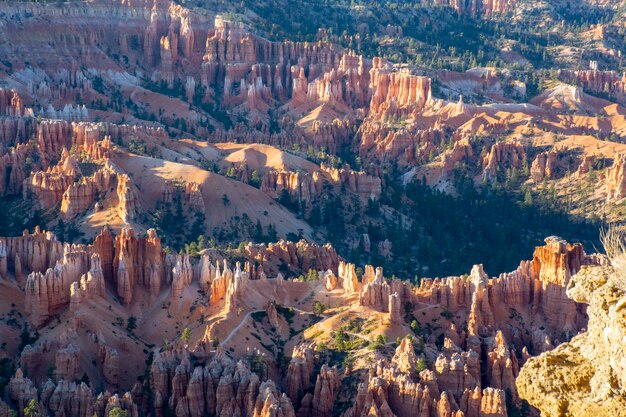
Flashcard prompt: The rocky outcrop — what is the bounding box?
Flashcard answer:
[284,343,316,406]
[357,120,445,166]
[359,267,390,311]
[242,240,339,275]
[210,259,232,304]
[197,253,214,292]
[416,236,598,345]
[7,369,37,415]
[420,0,516,16]
[320,163,382,201]
[2,227,64,279]
[389,292,402,323]
[576,154,595,177]
[311,365,339,417]
[0,238,7,280]
[60,165,117,218]
[113,227,165,305]
[0,89,28,117]
[99,341,120,387]
[225,261,249,309]
[530,150,558,182]
[558,68,626,106]
[368,58,432,120]
[261,170,321,203]
[25,245,92,327]
[261,164,381,204]
[70,254,106,312]
[486,331,518,400]
[322,270,337,291]
[55,344,80,382]
[441,139,474,173]
[171,253,193,299]
[434,341,481,399]
[0,143,32,196]
[185,181,205,213]
[41,379,95,417]
[482,141,525,181]
[338,261,358,293]
[607,154,626,200]
[517,263,626,416]
[24,149,79,210]
[116,174,141,223]
[149,347,296,417]
[391,338,419,375]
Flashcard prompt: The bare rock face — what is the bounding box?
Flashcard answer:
[210,259,232,304]
[482,141,525,181]
[359,267,390,311]
[149,348,296,417]
[342,362,434,417]
[116,174,141,223]
[319,163,382,201]
[558,68,626,106]
[60,165,117,218]
[323,269,338,291]
[459,387,507,417]
[55,344,80,382]
[261,170,320,203]
[266,301,283,333]
[0,238,7,280]
[427,0,516,15]
[113,227,165,305]
[338,261,358,293]
[284,343,316,406]
[225,261,249,309]
[388,292,402,323]
[418,236,599,347]
[25,246,91,327]
[7,369,38,415]
[441,139,474,173]
[70,254,106,312]
[434,343,481,400]
[171,253,193,299]
[24,150,78,210]
[41,379,95,417]
[607,154,626,200]
[197,254,214,292]
[99,342,120,388]
[576,154,595,178]
[311,365,339,417]
[391,338,418,375]
[0,88,28,116]
[185,181,205,213]
[261,165,381,205]
[517,264,626,417]
[369,58,432,121]
[242,240,339,275]
[486,332,518,400]
[0,143,31,197]
[530,236,588,333]
[530,150,558,182]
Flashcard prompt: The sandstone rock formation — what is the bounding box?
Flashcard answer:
[242,240,339,275]
[284,343,316,406]
[531,150,559,182]
[338,261,358,293]
[149,347,296,417]
[311,365,339,417]
[482,141,525,181]
[517,263,626,417]
[113,227,165,305]
[607,154,626,200]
